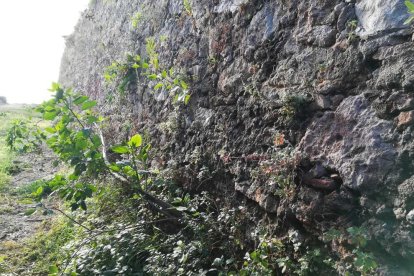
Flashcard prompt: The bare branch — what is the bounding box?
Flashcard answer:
[94,123,183,219]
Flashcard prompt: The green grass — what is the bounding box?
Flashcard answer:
[0,217,78,275]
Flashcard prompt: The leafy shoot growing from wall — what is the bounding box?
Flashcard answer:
[183,0,192,16]
[405,0,414,24]
[345,19,359,42]
[103,37,191,104]
[131,12,143,29]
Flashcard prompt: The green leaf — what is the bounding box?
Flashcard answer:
[48,265,58,273]
[86,115,99,124]
[80,201,87,211]
[44,106,55,112]
[73,96,88,105]
[45,127,56,134]
[74,163,86,176]
[44,111,57,120]
[91,135,102,147]
[154,83,164,90]
[55,89,64,101]
[406,0,414,12]
[49,83,60,92]
[184,95,191,105]
[81,100,97,110]
[71,203,79,211]
[24,208,36,216]
[172,197,183,204]
[180,80,188,90]
[404,16,414,25]
[173,94,179,103]
[141,153,148,162]
[153,58,159,70]
[122,166,136,177]
[161,70,167,78]
[111,145,130,154]
[128,134,142,148]
[87,184,97,193]
[148,74,158,80]
[250,251,258,261]
[75,139,88,150]
[109,164,121,172]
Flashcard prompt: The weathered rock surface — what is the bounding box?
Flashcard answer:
[60,0,414,274]
[356,0,409,38]
[299,95,397,193]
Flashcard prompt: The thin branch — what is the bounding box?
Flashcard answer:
[46,205,93,233]
[65,100,87,130]
[94,123,183,219]
[96,218,179,234]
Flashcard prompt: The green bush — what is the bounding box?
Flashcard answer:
[6,119,43,152]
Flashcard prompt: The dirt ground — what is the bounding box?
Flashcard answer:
[0,148,60,249]
[0,105,68,275]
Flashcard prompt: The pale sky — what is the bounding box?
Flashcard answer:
[0,1,88,104]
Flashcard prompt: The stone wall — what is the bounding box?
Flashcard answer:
[60,0,414,274]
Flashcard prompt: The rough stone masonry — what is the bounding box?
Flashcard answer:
[60,0,414,274]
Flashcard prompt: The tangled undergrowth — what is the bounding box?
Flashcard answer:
[0,85,378,276]
[6,179,376,275]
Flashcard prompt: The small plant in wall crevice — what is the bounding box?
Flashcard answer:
[405,0,414,24]
[103,37,191,105]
